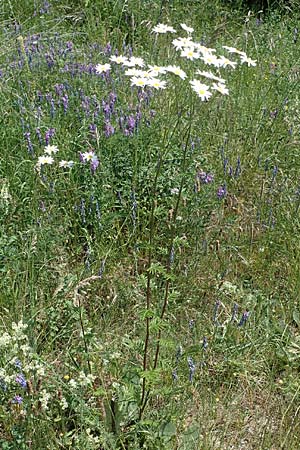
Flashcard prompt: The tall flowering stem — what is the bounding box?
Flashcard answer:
[139,111,193,418]
[139,113,183,416]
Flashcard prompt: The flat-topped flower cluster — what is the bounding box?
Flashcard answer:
[95,22,257,101]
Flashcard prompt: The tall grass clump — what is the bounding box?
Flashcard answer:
[1,0,300,448]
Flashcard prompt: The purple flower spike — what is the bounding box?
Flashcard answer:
[90,154,99,173]
[12,395,23,405]
[217,184,227,200]
[238,310,250,327]
[15,373,27,388]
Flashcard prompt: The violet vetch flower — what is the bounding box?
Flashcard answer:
[62,94,68,113]
[12,395,23,405]
[197,170,214,184]
[45,128,55,145]
[104,120,115,137]
[24,131,33,154]
[90,154,99,173]
[238,310,250,327]
[217,184,227,200]
[14,359,22,370]
[231,303,238,322]
[235,157,241,178]
[15,373,27,388]
[187,357,195,382]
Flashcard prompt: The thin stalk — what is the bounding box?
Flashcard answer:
[139,108,193,418]
[139,114,183,418]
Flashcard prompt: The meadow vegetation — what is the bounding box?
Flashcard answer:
[1,0,300,448]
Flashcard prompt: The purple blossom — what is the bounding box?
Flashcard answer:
[24,131,33,154]
[12,395,23,405]
[14,359,22,370]
[238,310,250,327]
[15,373,27,389]
[217,185,227,200]
[197,170,214,184]
[90,154,99,173]
[104,120,115,137]
[62,94,69,113]
[45,128,55,145]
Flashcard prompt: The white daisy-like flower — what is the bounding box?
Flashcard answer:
[95,63,111,74]
[195,44,216,54]
[222,45,246,56]
[196,70,226,83]
[59,160,74,168]
[181,48,201,60]
[81,151,95,162]
[125,68,144,77]
[217,55,237,69]
[37,155,54,166]
[212,82,229,95]
[130,76,149,87]
[172,37,194,50]
[44,145,59,155]
[165,65,187,79]
[152,23,176,34]
[110,55,128,64]
[148,65,167,76]
[201,53,221,67]
[240,55,257,67]
[147,78,167,89]
[127,56,145,67]
[190,80,212,101]
[180,23,194,33]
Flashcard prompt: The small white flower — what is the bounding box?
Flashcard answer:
[201,53,220,67]
[217,55,237,69]
[110,55,128,64]
[39,389,51,410]
[95,63,111,74]
[37,155,54,166]
[147,78,167,89]
[44,145,59,155]
[181,48,200,60]
[123,56,145,67]
[222,45,246,56]
[240,55,257,67]
[190,80,212,101]
[172,37,194,50]
[69,379,77,389]
[0,332,11,348]
[171,188,179,195]
[130,76,149,87]
[212,82,229,95]
[59,160,74,168]
[152,23,176,34]
[148,65,167,76]
[196,44,216,54]
[81,151,95,162]
[180,23,194,34]
[60,396,68,410]
[165,65,187,79]
[196,70,225,83]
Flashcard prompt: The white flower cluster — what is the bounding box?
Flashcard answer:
[95,22,257,101]
[36,145,74,170]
